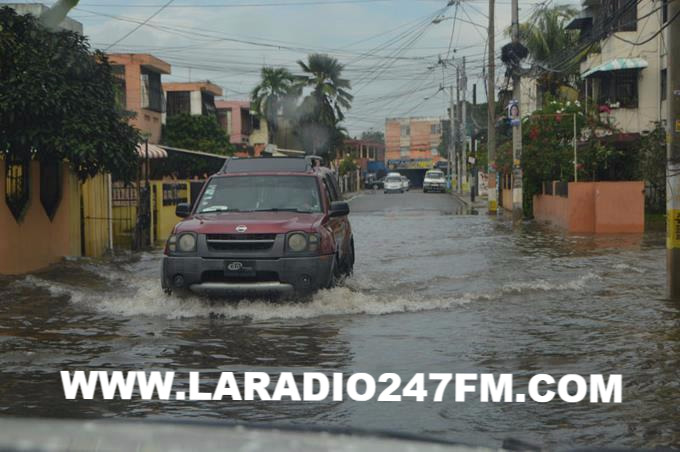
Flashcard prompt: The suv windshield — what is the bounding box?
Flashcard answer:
[426,171,444,179]
[197,175,322,214]
[385,176,401,182]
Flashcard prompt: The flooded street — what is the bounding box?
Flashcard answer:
[0,191,677,449]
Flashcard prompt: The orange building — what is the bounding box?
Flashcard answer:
[163,81,223,118]
[108,53,171,144]
[384,116,446,163]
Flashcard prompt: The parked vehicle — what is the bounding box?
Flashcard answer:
[161,157,354,298]
[401,176,410,191]
[368,177,384,190]
[384,175,404,193]
[423,170,446,193]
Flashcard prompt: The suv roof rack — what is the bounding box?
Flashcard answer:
[220,156,312,174]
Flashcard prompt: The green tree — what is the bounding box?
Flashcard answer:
[515,5,581,96]
[250,67,297,144]
[360,129,384,143]
[162,114,232,154]
[0,6,139,180]
[296,54,353,157]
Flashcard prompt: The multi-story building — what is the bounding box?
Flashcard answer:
[163,81,223,118]
[335,138,386,176]
[215,100,269,155]
[567,0,668,135]
[108,53,171,144]
[385,117,446,163]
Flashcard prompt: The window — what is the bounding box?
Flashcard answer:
[661,69,667,101]
[603,0,637,32]
[400,125,410,137]
[598,70,639,108]
[111,65,126,110]
[201,91,216,116]
[39,159,62,220]
[5,158,30,222]
[140,69,163,112]
[400,146,409,157]
[430,123,441,134]
[166,91,190,117]
[662,0,668,23]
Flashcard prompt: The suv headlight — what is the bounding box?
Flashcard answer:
[177,233,197,252]
[287,232,307,252]
[286,232,320,253]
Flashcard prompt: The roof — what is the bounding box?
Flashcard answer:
[136,142,167,159]
[215,100,250,110]
[107,53,171,75]
[163,81,223,96]
[220,157,314,174]
[565,15,592,30]
[582,57,648,78]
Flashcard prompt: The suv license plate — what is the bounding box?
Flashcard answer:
[224,260,256,277]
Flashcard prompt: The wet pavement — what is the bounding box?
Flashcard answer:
[0,191,678,449]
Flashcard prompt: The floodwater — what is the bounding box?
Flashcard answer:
[0,191,677,449]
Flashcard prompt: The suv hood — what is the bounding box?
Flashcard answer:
[174,211,325,235]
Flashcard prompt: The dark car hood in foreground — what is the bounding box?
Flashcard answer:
[174,211,326,235]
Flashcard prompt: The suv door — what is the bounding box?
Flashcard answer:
[323,174,349,263]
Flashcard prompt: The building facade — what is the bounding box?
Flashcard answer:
[385,117,446,163]
[215,100,269,154]
[108,53,171,144]
[568,0,669,135]
[163,81,223,118]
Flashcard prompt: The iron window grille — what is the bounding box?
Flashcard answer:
[5,157,30,222]
[39,159,62,221]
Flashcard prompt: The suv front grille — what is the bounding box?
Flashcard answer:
[205,233,277,252]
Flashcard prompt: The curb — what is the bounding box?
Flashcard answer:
[344,192,363,202]
[450,191,487,210]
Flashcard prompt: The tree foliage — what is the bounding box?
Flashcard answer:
[250,67,297,144]
[360,129,384,143]
[0,6,139,180]
[515,5,582,96]
[162,114,232,154]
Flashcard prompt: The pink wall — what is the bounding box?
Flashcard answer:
[533,181,644,233]
[215,100,249,144]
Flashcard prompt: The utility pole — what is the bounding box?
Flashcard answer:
[461,56,468,193]
[667,0,680,298]
[472,83,477,202]
[511,0,523,221]
[487,0,497,213]
[455,64,461,193]
[448,85,455,190]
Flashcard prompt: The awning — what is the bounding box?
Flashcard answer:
[581,57,648,78]
[136,142,168,159]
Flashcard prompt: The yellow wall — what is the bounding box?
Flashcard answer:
[0,160,81,275]
[81,174,111,258]
[152,180,189,244]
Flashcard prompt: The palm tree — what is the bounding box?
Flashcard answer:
[296,53,353,125]
[515,5,581,95]
[250,67,297,144]
[295,54,352,156]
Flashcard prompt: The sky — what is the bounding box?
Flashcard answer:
[17,0,575,136]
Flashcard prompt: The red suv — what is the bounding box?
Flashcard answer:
[161,157,354,297]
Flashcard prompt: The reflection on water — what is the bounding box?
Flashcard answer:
[0,204,677,449]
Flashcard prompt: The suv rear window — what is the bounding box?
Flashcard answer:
[197,175,322,213]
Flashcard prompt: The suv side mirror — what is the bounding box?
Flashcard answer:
[329,201,350,217]
[175,202,191,218]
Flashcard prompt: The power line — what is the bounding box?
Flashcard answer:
[104,0,176,50]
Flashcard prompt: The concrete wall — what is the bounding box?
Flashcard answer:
[533,181,644,233]
[0,160,81,275]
